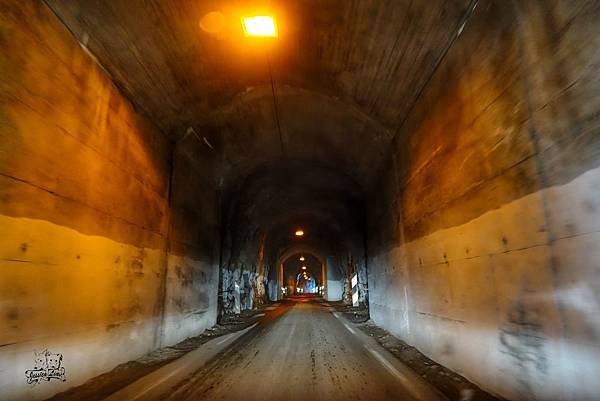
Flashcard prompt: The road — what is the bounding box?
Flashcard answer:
[157,297,446,401]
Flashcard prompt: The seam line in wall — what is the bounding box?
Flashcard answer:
[0,172,164,237]
[41,0,170,139]
[512,0,573,347]
[388,0,480,147]
[7,92,168,199]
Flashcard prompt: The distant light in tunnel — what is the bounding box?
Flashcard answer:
[242,16,277,37]
[299,255,305,261]
[302,266,307,270]
[295,230,304,237]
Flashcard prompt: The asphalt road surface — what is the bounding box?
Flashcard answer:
[160,297,446,401]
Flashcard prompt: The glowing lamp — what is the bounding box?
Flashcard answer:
[299,256,305,261]
[295,230,304,237]
[302,266,307,270]
[242,16,277,37]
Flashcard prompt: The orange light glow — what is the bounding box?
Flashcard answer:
[199,11,225,34]
[242,16,277,37]
[295,230,304,237]
[299,256,305,261]
[302,266,307,270]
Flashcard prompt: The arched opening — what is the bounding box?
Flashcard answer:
[276,246,325,300]
[220,160,367,309]
[282,252,322,296]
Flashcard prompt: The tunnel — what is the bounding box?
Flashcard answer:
[281,252,324,296]
[1,1,599,400]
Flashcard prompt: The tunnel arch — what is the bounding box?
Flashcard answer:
[277,246,326,300]
[220,158,367,309]
[4,2,599,401]
[197,84,394,191]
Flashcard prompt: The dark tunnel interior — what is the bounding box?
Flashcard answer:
[1,1,599,401]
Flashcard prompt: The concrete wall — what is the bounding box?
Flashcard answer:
[325,257,344,302]
[0,2,218,400]
[367,1,600,400]
[326,281,343,302]
[325,256,350,302]
[160,139,220,346]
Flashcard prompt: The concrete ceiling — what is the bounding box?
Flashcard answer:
[46,0,472,188]
[222,160,364,266]
[46,0,473,262]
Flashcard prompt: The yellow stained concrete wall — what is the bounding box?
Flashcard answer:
[368,1,600,400]
[0,216,166,400]
[0,2,218,400]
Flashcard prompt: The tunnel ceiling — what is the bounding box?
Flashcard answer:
[223,160,364,266]
[46,0,472,188]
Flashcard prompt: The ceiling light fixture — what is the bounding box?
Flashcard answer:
[299,255,305,261]
[302,266,307,270]
[242,16,277,37]
[295,230,304,237]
